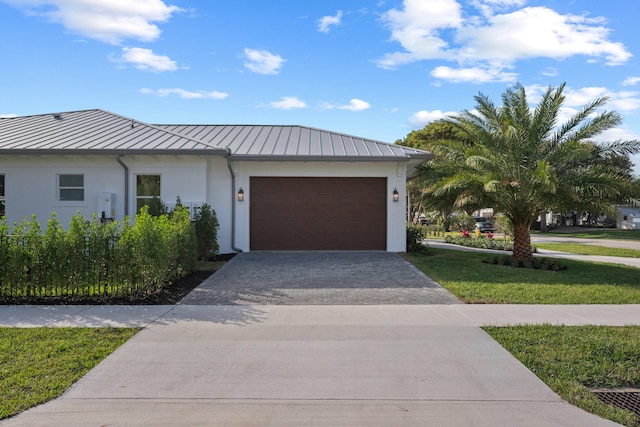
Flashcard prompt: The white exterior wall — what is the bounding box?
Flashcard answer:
[0,155,125,226]
[231,160,408,252]
[0,155,410,253]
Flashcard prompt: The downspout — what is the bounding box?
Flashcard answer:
[225,148,243,253]
[116,155,129,218]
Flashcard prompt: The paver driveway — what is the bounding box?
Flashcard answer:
[180,251,462,305]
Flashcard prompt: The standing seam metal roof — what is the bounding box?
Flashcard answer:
[0,109,432,162]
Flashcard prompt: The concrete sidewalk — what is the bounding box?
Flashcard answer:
[2,304,638,426]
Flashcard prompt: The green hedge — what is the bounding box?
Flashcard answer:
[0,205,206,300]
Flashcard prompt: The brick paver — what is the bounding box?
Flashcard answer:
[180,252,462,305]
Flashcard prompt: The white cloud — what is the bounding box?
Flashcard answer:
[111,47,177,72]
[4,0,182,44]
[318,10,343,33]
[269,96,307,110]
[0,113,17,118]
[140,88,228,99]
[431,65,516,83]
[408,109,456,128]
[377,1,632,83]
[623,77,640,87]
[321,99,371,111]
[243,48,286,75]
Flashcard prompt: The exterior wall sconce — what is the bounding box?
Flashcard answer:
[393,188,399,202]
[237,188,244,202]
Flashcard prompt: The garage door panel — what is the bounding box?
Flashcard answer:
[250,177,386,250]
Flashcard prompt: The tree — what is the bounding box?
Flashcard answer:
[430,83,640,262]
[397,121,476,225]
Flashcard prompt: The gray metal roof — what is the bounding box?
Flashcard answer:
[0,109,432,163]
[0,109,224,155]
[157,124,431,161]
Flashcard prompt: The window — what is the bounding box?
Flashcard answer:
[136,175,161,212]
[0,174,4,217]
[58,174,84,202]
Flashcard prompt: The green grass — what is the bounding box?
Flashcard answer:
[535,243,640,258]
[544,228,640,241]
[0,327,138,420]
[484,325,640,427]
[406,248,640,303]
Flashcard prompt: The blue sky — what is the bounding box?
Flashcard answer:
[2,0,640,173]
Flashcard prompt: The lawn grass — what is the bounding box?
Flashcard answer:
[484,325,640,427]
[544,228,640,241]
[0,327,138,420]
[535,243,640,258]
[406,248,640,303]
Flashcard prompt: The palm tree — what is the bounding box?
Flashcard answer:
[430,83,640,262]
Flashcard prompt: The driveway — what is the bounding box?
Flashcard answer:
[180,251,462,305]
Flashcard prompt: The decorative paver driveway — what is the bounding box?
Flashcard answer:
[180,251,461,305]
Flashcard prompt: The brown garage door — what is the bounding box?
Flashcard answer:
[250,177,387,250]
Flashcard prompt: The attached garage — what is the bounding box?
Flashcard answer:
[250,177,387,250]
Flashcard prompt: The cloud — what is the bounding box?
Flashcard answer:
[377,1,632,83]
[0,113,18,118]
[408,109,456,128]
[111,47,177,72]
[431,65,517,83]
[321,99,371,111]
[318,10,343,33]
[140,88,228,99]
[4,0,182,44]
[243,48,286,75]
[269,96,307,109]
[623,77,640,87]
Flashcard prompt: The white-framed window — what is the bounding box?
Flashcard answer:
[136,174,161,212]
[58,174,84,202]
[0,174,5,217]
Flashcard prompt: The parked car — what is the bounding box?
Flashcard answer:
[474,217,494,233]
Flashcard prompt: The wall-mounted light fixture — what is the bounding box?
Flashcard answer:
[237,188,244,202]
[393,188,399,202]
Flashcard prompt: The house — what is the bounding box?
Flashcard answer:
[0,109,431,252]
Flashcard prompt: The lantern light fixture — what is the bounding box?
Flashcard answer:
[393,188,399,202]
[237,187,244,202]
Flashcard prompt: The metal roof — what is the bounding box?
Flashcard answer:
[0,109,224,155]
[156,124,431,161]
[0,109,432,163]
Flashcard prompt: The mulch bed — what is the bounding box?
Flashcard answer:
[0,254,235,306]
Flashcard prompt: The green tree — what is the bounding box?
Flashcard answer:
[431,83,640,262]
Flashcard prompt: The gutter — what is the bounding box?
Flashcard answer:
[225,148,243,253]
[115,155,129,217]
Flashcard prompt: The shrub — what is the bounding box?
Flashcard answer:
[406,225,429,254]
[481,254,567,271]
[0,209,199,301]
[194,203,219,260]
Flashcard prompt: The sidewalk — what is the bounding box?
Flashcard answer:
[2,304,634,427]
[1,303,640,328]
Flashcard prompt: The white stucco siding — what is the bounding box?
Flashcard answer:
[124,156,208,216]
[0,155,124,226]
[232,161,408,252]
[207,156,234,254]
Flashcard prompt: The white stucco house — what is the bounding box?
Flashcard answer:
[0,109,431,253]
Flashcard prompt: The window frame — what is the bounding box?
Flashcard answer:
[57,173,85,204]
[135,174,161,213]
[0,174,5,217]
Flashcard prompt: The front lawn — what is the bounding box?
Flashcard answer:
[406,248,640,304]
[0,328,138,420]
[485,325,640,427]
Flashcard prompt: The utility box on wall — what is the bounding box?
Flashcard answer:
[97,192,115,219]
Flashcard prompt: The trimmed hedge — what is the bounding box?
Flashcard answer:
[0,205,208,300]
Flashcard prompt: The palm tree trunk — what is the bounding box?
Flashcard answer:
[512,221,533,263]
